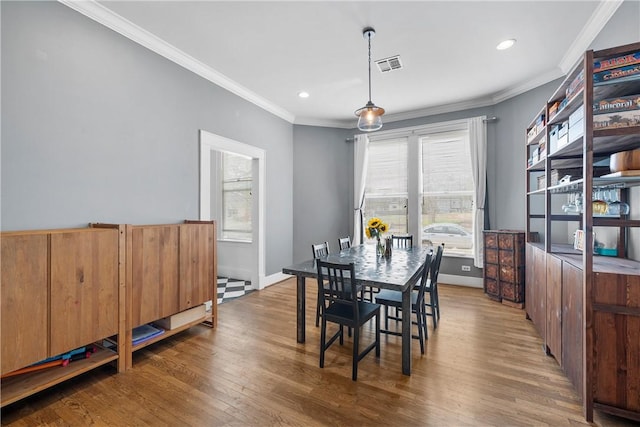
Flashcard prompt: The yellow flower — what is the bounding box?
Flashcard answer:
[379,223,387,233]
[367,217,381,229]
[365,227,372,239]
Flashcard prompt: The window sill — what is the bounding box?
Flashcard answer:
[218,238,252,244]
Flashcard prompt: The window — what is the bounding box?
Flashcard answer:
[421,131,473,256]
[221,152,252,241]
[362,119,478,257]
[364,137,408,236]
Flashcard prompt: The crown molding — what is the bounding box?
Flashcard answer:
[59,0,620,130]
[558,0,624,74]
[58,0,295,124]
[491,68,565,104]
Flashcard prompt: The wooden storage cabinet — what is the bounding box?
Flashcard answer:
[125,220,217,367]
[525,243,546,340]
[483,230,525,307]
[561,261,583,399]
[1,225,125,407]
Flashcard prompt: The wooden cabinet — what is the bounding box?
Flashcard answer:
[524,42,640,422]
[592,272,640,417]
[125,220,217,367]
[483,230,525,307]
[1,234,48,374]
[525,244,546,340]
[1,225,125,407]
[561,260,583,399]
[545,254,562,363]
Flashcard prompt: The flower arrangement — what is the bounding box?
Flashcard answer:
[365,217,388,239]
[366,217,389,256]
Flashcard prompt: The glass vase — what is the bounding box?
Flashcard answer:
[376,236,385,257]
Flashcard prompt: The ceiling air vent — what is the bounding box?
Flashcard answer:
[375,55,403,73]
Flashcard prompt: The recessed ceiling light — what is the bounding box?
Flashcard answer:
[496,39,516,50]
[298,91,310,98]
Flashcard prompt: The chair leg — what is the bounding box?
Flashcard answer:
[384,306,389,330]
[375,313,381,357]
[416,306,425,354]
[352,326,359,381]
[430,289,438,329]
[435,285,441,320]
[320,318,326,368]
[339,325,344,345]
[316,298,321,327]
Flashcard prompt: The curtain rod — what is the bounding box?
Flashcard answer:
[346,116,498,141]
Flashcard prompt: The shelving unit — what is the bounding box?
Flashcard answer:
[525,42,640,422]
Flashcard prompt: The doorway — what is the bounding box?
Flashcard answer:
[199,130,266,290]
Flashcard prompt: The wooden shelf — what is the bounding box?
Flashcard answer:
[132,317,208,353]
[1,347,118,407]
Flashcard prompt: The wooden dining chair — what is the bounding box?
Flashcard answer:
[391,234,413,248]
[374,252,433,353]
[337,236,351,250]
[316,259,380,381]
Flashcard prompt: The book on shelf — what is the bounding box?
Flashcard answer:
[132,324,164,345]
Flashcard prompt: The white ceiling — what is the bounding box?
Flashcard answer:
[70,1,621,128]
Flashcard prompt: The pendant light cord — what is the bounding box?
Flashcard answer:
[367,32,372,103]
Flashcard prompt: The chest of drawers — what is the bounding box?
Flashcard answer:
[483,230,526,308]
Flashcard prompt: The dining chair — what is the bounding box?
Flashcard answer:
[312,241,330,259]
[312,242,330,327]
[391,234,413,248]
[425,243,444,329]
[374,252,433,354]
[337,236,351,250]
[316,259,380,381]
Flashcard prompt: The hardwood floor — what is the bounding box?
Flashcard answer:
[1,278,636,426]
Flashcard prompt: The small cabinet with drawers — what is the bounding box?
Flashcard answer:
[483,230,526,307]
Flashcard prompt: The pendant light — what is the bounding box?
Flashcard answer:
[355,27,385,132]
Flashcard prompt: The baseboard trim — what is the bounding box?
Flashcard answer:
[260,272,291,289]
[439,274,483,288]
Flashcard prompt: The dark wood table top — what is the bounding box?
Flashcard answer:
[283,244,430,291]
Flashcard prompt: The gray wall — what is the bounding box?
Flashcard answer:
[292,125,353,263]
[1,1,292,275]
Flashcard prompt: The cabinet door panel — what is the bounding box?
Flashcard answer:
[179,224,214,311]
[131,226,179,326]
[50,230,119,355]
[592,273,640,412]
[546,254,562,363]
[1,234,49,374]
[562,261,583,399]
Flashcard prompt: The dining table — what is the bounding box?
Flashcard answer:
[282,243,430,376]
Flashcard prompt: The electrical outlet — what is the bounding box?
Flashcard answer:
[461,265,471,272]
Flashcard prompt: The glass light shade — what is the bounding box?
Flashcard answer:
[355,101,385,132]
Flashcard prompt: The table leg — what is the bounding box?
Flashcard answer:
[297,275,306,343]
[402,288,412,375]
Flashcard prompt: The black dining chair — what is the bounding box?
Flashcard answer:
[337,236,351,250]
[312,241,330,259]
[374,251,433,354]
[316,259,380,381]
[312,242,330,327]
[392,234,413,248]
[425,243,444,329]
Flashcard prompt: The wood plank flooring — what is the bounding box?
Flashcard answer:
[1,278,636,426]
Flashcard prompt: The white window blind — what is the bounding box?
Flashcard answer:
[364,137,408,236]
[421,130,474,256]
[222,152,252,241]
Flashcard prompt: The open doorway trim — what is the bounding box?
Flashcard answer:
[199,130,266,290]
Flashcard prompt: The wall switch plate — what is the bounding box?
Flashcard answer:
[461,265,471,272]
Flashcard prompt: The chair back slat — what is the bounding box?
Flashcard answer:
[391,234,413,248]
